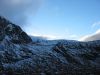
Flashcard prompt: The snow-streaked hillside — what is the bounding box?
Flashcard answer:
[0,16,100,75]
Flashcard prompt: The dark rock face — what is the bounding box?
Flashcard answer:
[0,16,32,44]
[0,16,100,75]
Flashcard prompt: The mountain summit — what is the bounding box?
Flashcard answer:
[0,16,32,44]
[0,16,100,75]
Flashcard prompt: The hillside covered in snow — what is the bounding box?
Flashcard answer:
[0,16,100,75]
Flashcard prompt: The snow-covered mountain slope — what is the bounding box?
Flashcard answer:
[0,16,32,44]
[0,16,100,75]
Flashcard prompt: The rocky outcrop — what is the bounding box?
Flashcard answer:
[0,16,32,44]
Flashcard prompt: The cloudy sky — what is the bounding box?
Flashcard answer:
[0,0,100,41]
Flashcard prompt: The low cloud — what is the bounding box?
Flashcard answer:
[28,32,63,40]
[33,34,78,40]
[0,0,44,27]
[79,29,100,41]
